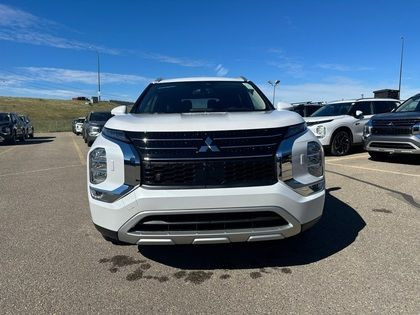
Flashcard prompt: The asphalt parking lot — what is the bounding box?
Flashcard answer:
[0,132,419,314]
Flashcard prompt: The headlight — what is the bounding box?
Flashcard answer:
[307,141,323,177]
[88,126,100,136]
[413,122,420,135]
[285,123,306,138]
[102,127,130,142]
[364,119,373,137]
[2,127,11,134]
[89,148,107,184]
[314,125,326,138]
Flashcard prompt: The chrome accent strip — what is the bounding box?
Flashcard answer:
[142,154,274,161]
[219,143,278,149]
[213,133,284,140]
[90,184,133,203]
[284,179,325,196]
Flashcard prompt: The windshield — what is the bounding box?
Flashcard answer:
[395,94,420,112]
[132,81,272,113]
[90,112,113,121]
[311,102,353,117]
[77,118,85,123]
[0,113,10,122]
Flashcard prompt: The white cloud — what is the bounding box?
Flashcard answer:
[142,52,210,67]
[18,67,151,85]
[267,61,305,78]
[258,79,416,104]
[316,63,373,72]
[215,64,228,76]
[0,86,90,99]
[0,4,121,55]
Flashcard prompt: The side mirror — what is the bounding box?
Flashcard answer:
[111,105,127,116]
[276,102,293,111]
[355,110,364,119]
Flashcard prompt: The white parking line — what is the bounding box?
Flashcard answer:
[0,147,15,157]
[327,162,420,177]
[0,164,82,177]
[326,153,369,162]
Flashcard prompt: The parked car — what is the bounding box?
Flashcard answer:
[87,77,325,245]
[19,115,34,139]
[82,111,113,146]
[276,102,324,117]
[0,112,26,144]
[304,98,400,155]
[363,93,420,159]
[72,117,85,135]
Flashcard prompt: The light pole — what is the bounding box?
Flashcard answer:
[96,50,101,102]
[398,36,404,100]
[268,80,280,105]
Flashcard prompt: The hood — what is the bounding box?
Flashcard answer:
[105,110,304,132]
[304,115,345,124]
[372,111,420,121]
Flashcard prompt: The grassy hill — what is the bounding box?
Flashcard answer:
[0,96,121,132]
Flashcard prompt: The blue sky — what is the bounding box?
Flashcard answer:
[0,0,419,103]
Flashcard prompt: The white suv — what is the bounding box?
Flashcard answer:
[304,98,400,155]
[87,77,325,245]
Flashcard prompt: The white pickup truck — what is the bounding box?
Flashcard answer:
[87,77,325,245]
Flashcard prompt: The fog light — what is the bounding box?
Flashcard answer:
[89,148,107,184]
[413,122,420,135]
[307,141,323,177]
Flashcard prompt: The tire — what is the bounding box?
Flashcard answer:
[87,140,93,147]
[20,133,25,142]
[29,132,34,139]
[330,130,352,156]
[368,151,389,161]
[8,132,17,145]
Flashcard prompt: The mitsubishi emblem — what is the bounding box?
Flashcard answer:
[198,136,220,152]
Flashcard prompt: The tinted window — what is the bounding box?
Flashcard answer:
[349,101,372,116]
[90,112,113,121]
[133,81,271,114]
[372,101,398,114]
[0,113,10,122]
[396,94,420,112]
[311,103,352,117]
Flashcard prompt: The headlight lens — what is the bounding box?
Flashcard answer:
[88,126,100,136]
[285,123,306,138]
[307,141,323,177]
[2,127,11,134]
[89,148,107,184]
[315,125,326,138]
[412,122,420,135]
[364,119,373,137]
[102,127,130,142]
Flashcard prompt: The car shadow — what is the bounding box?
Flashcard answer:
[0,136,55,146]
[324,145,365,157]
[138,187,366,270]
[368,154,420,166]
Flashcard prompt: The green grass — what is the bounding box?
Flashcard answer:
[0,96,121,132]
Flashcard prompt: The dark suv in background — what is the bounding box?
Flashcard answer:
[82,111,113,146]
[364,93,420,159]
[0,112,26,144]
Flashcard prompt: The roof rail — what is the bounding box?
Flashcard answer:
[238,76,248,81]
[154,77,164,83]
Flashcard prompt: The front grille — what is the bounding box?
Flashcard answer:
[371,127,412,135]
[127,127,287,188]
[142,157,276,187]
[371,119,418,135]
[129,211,288,233]
[370,142,415,150]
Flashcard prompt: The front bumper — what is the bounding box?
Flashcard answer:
[0,132,12,142]
[364,134,420,154]
[89,182,325,245]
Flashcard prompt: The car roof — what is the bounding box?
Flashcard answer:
[328,98,400,104]
[154,77,247,84]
